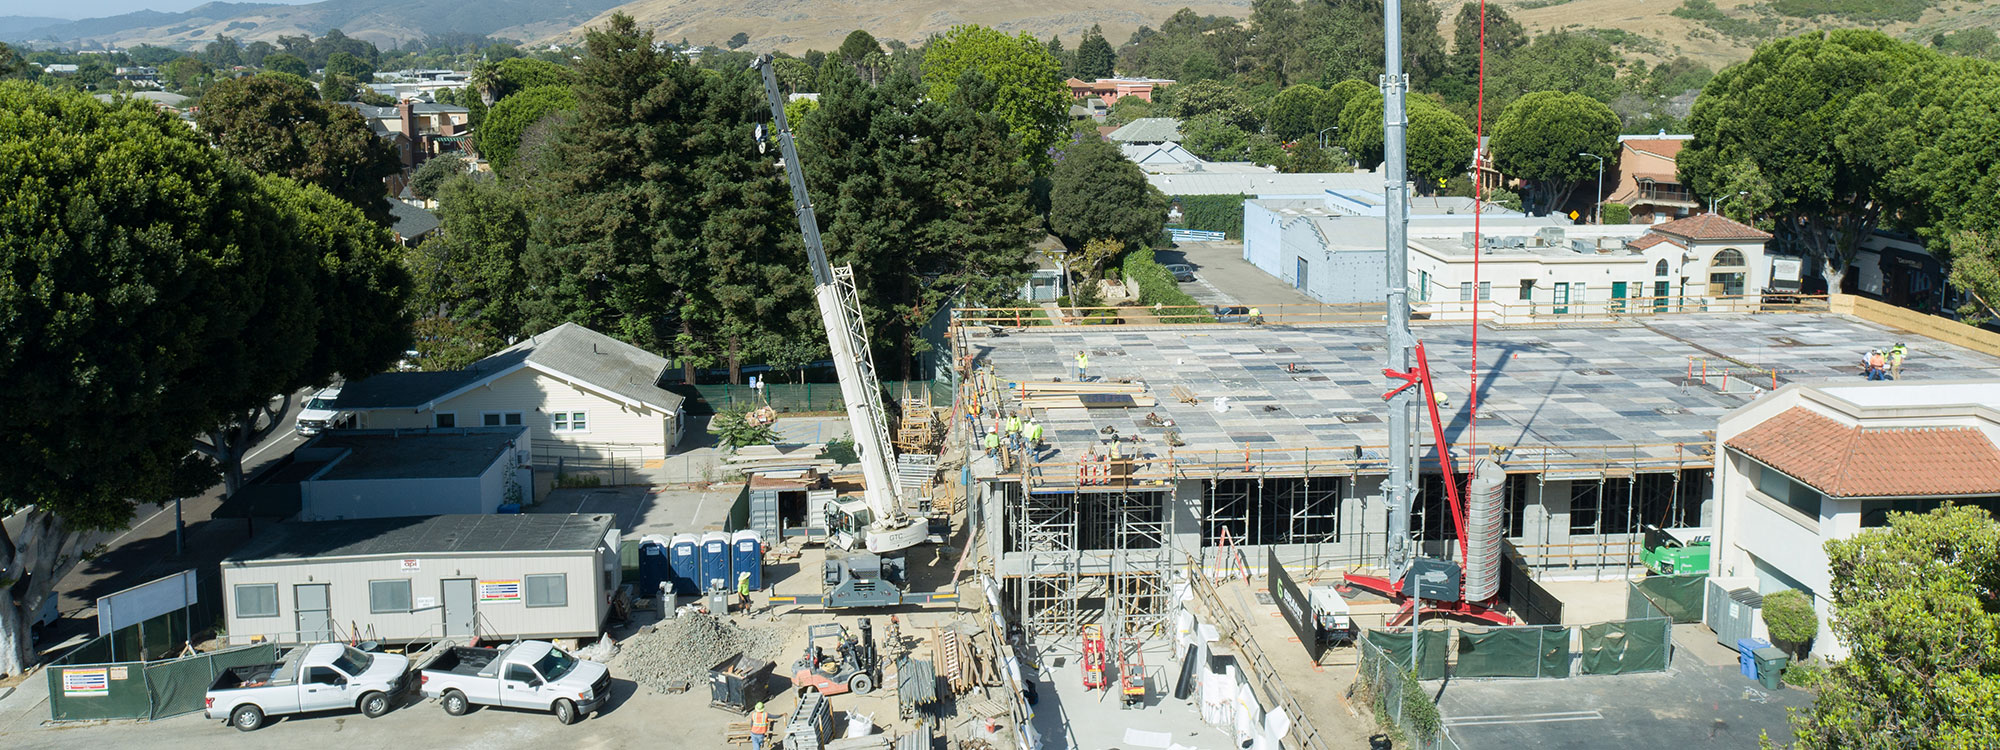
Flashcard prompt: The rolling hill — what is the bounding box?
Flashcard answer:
[1,0,628,50]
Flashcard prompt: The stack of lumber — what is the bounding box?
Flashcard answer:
[1013,381,1156,411]
[726,443,833,473]
[931,624,997,695]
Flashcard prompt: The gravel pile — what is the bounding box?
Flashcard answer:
[615,611,792,693]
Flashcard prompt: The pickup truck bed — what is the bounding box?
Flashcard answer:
[423,647,501,676]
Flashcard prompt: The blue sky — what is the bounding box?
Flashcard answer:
[17,0,318,20]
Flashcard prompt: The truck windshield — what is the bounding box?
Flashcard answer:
[532,648,576,681]
[306,397,337,410]
[334,647,373,676]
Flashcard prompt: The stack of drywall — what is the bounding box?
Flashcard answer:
[726,443,832,473]
[1013,381,1156,411]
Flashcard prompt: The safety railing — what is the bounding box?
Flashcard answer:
[957,294,1831,329]
[1186,562,1332,750]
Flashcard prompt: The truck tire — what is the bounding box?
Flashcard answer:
[442,690,471,716]
[552,698,578,725]
[359,691,392,718]
[849,673,875,695]
[231,704,265,732]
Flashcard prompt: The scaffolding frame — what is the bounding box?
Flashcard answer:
[1015,483,1081,637]
[1111,490,1170,640]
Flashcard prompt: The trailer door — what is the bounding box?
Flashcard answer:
[295,584,332,642]
[443,578,476,637]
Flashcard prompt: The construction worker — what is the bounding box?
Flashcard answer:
[749,702,770,750]
[1248,306,1263,325]
[984,424,1001,456]
[1006,413,1022,438]
[1890,342,1908,379]
[1074,350,1090,381]
[1868,349,1888,381]
[1026,417,1044,452]
[737,571,752,613]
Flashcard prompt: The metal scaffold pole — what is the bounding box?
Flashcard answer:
[1382,0,1418,574]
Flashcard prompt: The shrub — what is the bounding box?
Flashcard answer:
[709,406,780,450]
[1122,251,1214,323]
[1762,589,1819,657]
[1171,194,1249,237]
[1600,202,1632,225]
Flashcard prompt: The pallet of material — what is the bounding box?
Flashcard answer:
[1019,394,1158,409]
[1012,381,1146,394]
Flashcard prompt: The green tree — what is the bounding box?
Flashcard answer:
[408,173,531,368]
[1162,79,1257,130]
[710,406,781,450]
[1680,30,1930,291]
[728,32,750,50]
[1947,232,2000,324]
[1338,91,1477,189]
[839,30,881,65]
[407,152,467,201]
[491,57,570,101]
[1180,113,1249,161]
[1106,95,1153,125]
[1599,202,1632,225]
[162,56,213,92]
[198,73,400,224]
[1047,135,1170,252]
[263,52,309,78]
[319,73,360,102]
[1490,90,1619,214]
[1076,24,1116,80]
[0,82,406,672]
[478,84,577,173]
[324,50,372,83]
[1284,143,1347,173]
[920,25,1069,173]
[0,43,27,79]
[1263,83,1337,142]
[1777,505,2000,749]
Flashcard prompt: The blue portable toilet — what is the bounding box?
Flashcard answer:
[637,534,672,595]
[668,534,700,596]
[731,530,764,590]
[701,531,731,593]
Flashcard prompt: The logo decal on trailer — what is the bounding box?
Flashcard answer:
[478,580,523,602]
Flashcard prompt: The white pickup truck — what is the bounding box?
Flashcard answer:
[204,643,412,731]
[417,641,609,725]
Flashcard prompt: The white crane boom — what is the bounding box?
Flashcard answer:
[752,55,925,554]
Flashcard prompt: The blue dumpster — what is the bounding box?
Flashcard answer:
[668,533,700,596]
[1737,638,1771,680]
[701,531,731,593]
[732,530,763,590]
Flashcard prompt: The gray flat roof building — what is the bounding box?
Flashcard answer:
[228,513,614,563]
[309,428,525,481]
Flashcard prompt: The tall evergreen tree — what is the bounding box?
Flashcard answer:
[1076,25,1116,80]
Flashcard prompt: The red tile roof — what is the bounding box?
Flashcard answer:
[1652,213,1773,242]
[1626,234,1674,251]
[1727,407,2000,497]
[1622,138,1687,161]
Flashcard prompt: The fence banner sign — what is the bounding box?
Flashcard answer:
[478,580,522,602]
[63,668,110,696]
[1267,549,1319,662]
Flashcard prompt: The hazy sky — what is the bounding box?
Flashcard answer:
[15,0,319,20]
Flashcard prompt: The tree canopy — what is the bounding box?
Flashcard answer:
[479,84,577,173]
[920,25,1069,174]
[1047,134,1170,254]
[1490,90,1619,215]
[1076,25,1115,80]
[196,73,400,224]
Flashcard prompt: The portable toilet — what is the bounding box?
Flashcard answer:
[700,531,732,593]
[668,533,701,596]
[637,534,672,595]
[732,530,764,590]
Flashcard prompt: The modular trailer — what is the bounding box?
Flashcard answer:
[222,514,620,644]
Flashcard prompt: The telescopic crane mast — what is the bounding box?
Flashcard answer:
[752,55,925,555]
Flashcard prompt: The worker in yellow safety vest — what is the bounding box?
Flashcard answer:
[1248,307,1263,325]
[1025,418,1044,452]
[984,425,1001,456]
[1006,414,1021,436]
[737,572,752,613]
[1074,350,1090,381]
[749,702,770,749]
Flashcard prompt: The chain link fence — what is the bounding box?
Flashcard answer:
[1355,633,1462,750]
[47,640,277,721]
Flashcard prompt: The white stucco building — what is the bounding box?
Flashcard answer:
[1713,381,2000,658]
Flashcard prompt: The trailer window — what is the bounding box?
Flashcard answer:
[234,584,279,618]
[525,573,566,608]
[369,579,412,614]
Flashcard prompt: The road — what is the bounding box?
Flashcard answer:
[34,390,314,655]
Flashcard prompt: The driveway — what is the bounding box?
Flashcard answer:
[1156,241,1318,315]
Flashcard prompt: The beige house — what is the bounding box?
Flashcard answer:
[338,324,688,463]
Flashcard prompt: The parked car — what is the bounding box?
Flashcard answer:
[1213,305,1254,323]
[418,641,610,725]
[1165,264,1198,282]
[205,643,412,731]
[295,386,351,436]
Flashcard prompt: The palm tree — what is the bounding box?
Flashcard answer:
[470,60,498,107]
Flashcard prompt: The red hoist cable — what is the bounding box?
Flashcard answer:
[1468,0,1487,464]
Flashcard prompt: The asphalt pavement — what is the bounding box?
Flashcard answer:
[34,390,314,657]
[1155,241,1319,311]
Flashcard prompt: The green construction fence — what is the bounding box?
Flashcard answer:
[1454,625,1573,679]
[1365,628,1451,681]
[48,642,278,721]
[1629,574,1707,623]
[674,380,954,415]
[1578,618,1672,675]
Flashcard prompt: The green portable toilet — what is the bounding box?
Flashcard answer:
[1752,646,1789,690]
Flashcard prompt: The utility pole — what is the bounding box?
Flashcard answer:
[1711,189,1749,216]
[174,497,184,556]
[1381,0,1417,574]
[1580,152,1604,224]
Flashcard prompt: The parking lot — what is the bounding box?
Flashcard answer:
[1155,241,1317,309]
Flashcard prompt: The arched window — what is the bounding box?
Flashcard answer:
[1713,249,1746,268]
[1654,259,1669,277]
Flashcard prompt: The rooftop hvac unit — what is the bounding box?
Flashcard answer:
[1536,226,1567,246]
[1570,239,1595,254]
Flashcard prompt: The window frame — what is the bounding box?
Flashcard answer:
[434,412,456,429]
[1459,281,1474,302]
[482,411,524,427]
[1518,279,1535,301]
[234,583,280,619]
[368,578,413,614]
[524,573,568,608]
[1478,281,1492,301]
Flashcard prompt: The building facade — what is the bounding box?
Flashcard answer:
[1713,382,2000,658]
[1605,135,1699,224]
[294,428,532,521]
[1066,77,1175,103]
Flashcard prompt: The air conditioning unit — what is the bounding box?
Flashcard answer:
[1536,226,1567,246]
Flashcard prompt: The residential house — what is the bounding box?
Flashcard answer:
[386,199,441,246]
[1713,381,2000,658]
[1107,117,1182,146]
[337,323,689,463]
[341,99,474,170]
[93,90,191,116]
[1605,135,1699,224]
[1066,77,1175,103]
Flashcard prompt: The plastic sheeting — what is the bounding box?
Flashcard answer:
[1454,626,1571,679]
[1365,629,1449,680]
[1579,619,1671,675]
[1630,575,1707,623]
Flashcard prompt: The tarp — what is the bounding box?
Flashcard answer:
[1579,619,1671,675]
[1455,626,1571,679]
[47,661,151,721]
[1366,629,1448,681]
[1632,574,1707,623]
[145,644,278,719]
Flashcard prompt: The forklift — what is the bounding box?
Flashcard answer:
[791,619,881,696]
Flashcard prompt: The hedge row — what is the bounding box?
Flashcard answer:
[1123,250,1215,323]
[1171,194,1249,238]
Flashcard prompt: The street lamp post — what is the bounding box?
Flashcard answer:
[1711,190,1749,216]
[1579,152,1604,224]
[1317,125,1340,150]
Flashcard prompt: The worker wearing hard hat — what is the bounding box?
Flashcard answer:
[985,424,1001,456]
[750,702,770,749]
[737,571,752,613]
